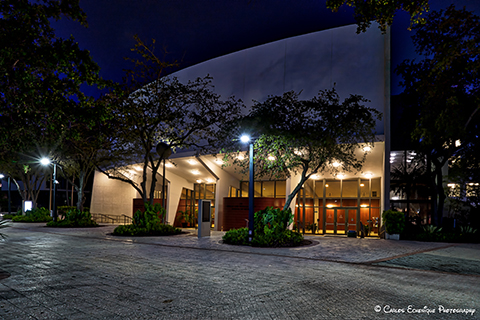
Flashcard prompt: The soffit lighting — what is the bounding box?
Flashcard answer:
[332,161,341,168]
[267,155,276,161]
[133,166,142,171]
[237,154,245,160]
[165,162,174,168]
[310,174,320,180]
[206,178,215,183]
[191,170,200,175]
[187,159,197,165]
[337,173,345,179]
[364,173,373,179]
[196,179,202,183]
[214,159,224,165]
[363,146,371,152]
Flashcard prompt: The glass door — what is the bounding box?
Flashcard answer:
[336,209,346,234]
[346,209,357,232]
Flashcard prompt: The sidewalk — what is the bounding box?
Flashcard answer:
[4,222,480,275]
[1,222,479,320]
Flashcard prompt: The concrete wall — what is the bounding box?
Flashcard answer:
[90,171,137,217]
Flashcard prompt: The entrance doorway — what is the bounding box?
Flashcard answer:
[325,208,358,234]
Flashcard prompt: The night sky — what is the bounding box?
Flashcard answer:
[52,0,480,96]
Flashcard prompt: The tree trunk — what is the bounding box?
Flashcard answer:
[76,170,85,212]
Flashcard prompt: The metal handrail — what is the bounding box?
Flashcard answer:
[121,214,133,225]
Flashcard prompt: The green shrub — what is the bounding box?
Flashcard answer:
[382,210,405,234]
[403,225,479,243]
[12,207,52,222]
[113,203,180,236]
[223,207,304,247]
[2,213,19,219]
[47,208,98,228]
[222,227,249,245]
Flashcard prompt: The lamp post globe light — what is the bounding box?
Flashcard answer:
[240,134,255,243]
[41,158,57,222]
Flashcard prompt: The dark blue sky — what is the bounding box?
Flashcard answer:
[52,0,480,96]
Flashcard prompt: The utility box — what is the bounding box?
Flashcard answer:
[198,200,211,238]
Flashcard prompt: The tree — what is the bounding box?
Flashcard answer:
[327,0,430,33]
[57,96,116,211]
[97,37,244,206]
[390,154,430,216]
[396,5,480,226]
[0,0,105,210]
[222,89,381,211]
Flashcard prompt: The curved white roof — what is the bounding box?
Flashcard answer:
[171,24,389,135]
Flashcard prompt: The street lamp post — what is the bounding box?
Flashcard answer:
[41,158,57,222]
[240,135,255,243]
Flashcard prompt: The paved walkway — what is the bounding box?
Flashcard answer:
[0,222,479,319]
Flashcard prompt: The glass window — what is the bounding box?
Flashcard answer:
[205,184,215,200]
[315,180,324,198]
[342,180,358,198]
[240,181,249,197]
[360,179,369,198]
[194,184,203,199]
[254,182,262,197]
[303,180,314,198]
[371,178,381,198]
[262,181,275,197]
[275,181,286,198]
[342,199,357,207]
[325,180,341,198]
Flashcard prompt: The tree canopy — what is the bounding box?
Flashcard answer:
[97,37,244,206]
[223,88,381,210]
[396,5,480,225]
[327,0,430,33]
[0,0,106,210]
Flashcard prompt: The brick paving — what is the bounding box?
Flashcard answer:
[0,222,479,319]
